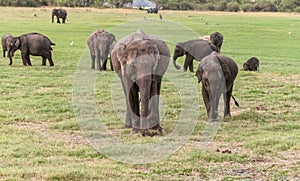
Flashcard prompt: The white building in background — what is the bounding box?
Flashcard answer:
[132,0,156,9]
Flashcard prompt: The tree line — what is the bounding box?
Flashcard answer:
[0,0,299,13]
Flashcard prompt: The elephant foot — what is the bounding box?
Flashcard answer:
[141,129,154,137]
[132,128,140,134]
[124,124,131,129]
[151,124,163,135]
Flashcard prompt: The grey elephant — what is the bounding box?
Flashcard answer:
[2,33,13,57]
[210,32,224,52]
[52,8,67,24]
[195,52,239,121]
[7,33,55,66]
[87,29,115,70]
[111,28,170,136]
[243,57,259,71]
[173,39,217,72]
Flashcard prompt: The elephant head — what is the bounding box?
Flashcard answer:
[172,43,185,69]
[7,37,21,65]
[196,52,238,121]
[210,32,224,52]
[115,40,161,136]
[52,8,67,23]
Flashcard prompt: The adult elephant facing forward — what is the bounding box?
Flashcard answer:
[52,8,67,24]
[111,29,170,136]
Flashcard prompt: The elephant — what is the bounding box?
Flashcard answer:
[111,28,170,136]
[87,29,115,70]
[173,39,218,72]
[210,32,224,52]
[243,57,259,71]
[7,33,55,66]
[2,33,13,57]
[52,8,67,24]
[195,52,239,121]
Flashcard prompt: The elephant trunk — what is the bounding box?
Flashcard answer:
[139,77,153,136]
[173,58,181,70]
[52,14,55,23]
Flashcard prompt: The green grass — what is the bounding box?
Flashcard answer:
[0,7,300,180]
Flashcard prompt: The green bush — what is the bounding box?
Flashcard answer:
[280,0,298,12]
[243,3,255,12]
[254,1,278,12]
[200,2,216,11]
[294,7,300,13]
[216,1,227,11]
[227,2,240,12]
[179,1,197,10]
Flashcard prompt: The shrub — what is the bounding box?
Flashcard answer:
[179,1,196,10]
[216,1,227,11]
[294,7,300,13]
[200,2,216,11]
[227,2,240,12]
[243,3,255,12]
[280,0,298,12]
[254,1,278,12]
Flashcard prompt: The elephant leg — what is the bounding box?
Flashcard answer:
[149,76,162,134]
[62,18,66,24]
[224,86,233,117]
[21,53,29,66]
[102,58,108,70]
[47,53,54,66]
[3,50,5,57]
[91,55,96,69]
[202,85,210,117]
[183,53,194,72]
[27,58,32,66]
[129,83,140,132]
[57,18,61,23]
[96,52,101,71]
[42,57,46,66]
[110,58,114,71]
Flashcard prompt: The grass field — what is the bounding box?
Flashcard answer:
[0,7,300,180]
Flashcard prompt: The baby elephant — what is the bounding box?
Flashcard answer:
[196,52,239,121]
[1,33,13,57]
[7,33,55,66]
[243,57,259,71]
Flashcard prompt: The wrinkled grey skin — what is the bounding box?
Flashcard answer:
[196,52,239,121]
[243,57,259,71]
[2,34,13,57]
[173,39,217,72]
[7,33,55,66]
[210,32,224,52]
[87,29,115,70]
[111,28,170,136]
[52,8,67,24]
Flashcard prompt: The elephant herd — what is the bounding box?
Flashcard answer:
[84,28,244,136]
[1,14,259,136]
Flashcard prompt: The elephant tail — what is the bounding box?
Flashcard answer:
[231,96,239,107]
[173,59,181,70]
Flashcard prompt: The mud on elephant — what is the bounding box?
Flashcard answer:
[196,52,239,121]
[52,8,67,24]
[87,29,115,71]
[7,32,55,66]
[111,28,170,136]
[173,39,217,72]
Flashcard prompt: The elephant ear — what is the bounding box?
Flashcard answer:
[116,43,127,62]
[216,54,231,81]
[149,44,160,71]
[195,66,203,83]
[14,38,21,48]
